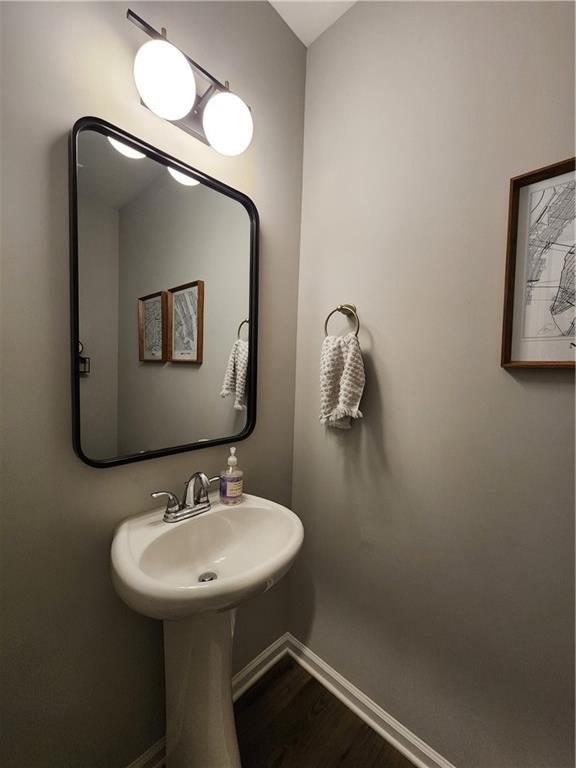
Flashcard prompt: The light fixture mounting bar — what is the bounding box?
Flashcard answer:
[127,7,254,154]
[127,9,227,92]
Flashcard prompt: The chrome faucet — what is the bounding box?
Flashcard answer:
[151,472,219,523]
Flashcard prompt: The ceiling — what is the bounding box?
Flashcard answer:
[270,2,356,47]
[78,131,164,210]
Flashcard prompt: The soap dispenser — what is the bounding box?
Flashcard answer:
[219,447,244,505]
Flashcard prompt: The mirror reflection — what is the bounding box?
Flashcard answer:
[73,124,256,465]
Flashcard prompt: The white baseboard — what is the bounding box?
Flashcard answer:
[127,632,455,768]
[284,634,456,768]
[125,737,165,768]
[232,631,291,701]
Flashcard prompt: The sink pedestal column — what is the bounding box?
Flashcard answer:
[164,610,241,768]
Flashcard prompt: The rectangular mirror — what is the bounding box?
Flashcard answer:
[69,117,258,467]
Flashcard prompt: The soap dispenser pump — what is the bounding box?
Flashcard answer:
[219,447,244,505]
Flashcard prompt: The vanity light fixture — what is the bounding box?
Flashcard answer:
[134,39,196,121]
[167,167,200,186]
[108,136,145,159]
[127,9,254,156]
[202,91,254,157]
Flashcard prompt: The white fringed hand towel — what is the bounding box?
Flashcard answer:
[320,332,365,429]
[221,339,249,410]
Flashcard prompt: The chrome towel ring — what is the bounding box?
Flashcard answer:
[324,304,360,337]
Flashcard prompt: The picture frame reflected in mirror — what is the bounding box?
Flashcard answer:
[138,291,168,363]
[137,282,204,365]
[167,280,204,364]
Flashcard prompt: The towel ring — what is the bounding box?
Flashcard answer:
[324,304,360,337]
[237,319,249,339]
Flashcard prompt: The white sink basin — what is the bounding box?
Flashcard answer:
[112,493,304,620]
[112,492,303,767]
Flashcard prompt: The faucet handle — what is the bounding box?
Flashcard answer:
[151,491,180,514]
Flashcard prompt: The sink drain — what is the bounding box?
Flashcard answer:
[198,571,218,583]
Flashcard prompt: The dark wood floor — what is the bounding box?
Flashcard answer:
[234,656,415,768]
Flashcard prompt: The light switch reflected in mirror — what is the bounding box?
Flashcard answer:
[70,117,258,467]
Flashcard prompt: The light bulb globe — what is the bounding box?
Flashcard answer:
[167,167,200,186]
[134,40,196,121]
[202,91,253,157]
[108,137,145,159]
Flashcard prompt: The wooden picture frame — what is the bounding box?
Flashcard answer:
[138,291,168,363]
[167,280,204,364]
[501,158,575,369]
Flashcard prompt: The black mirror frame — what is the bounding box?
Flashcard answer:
[69,116,258,468]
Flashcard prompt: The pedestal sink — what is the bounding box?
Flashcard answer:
[111,493,304,768]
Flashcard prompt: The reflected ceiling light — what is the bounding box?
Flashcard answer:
[127,9,254,157]
[202,92,254,157]
[167,167,200,186]
[134,39,196,121]
[108,137,145,159]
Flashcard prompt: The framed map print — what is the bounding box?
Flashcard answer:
[501,158,575,368]
[138,291,168,363]
[167,280,204,364]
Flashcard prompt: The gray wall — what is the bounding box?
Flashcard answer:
[0,3,305,767]
[78,194,120,459]
[2,2,574,768]
[117,176,249,454]
[291,3,574,768]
